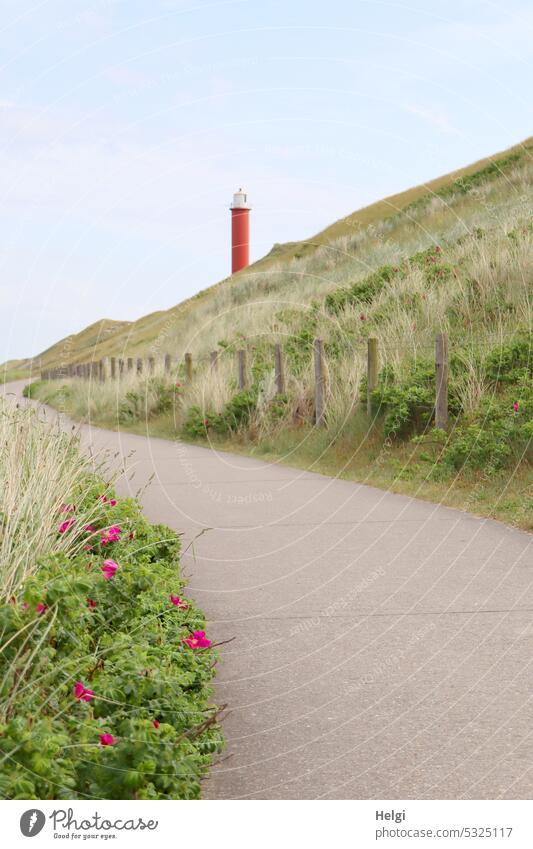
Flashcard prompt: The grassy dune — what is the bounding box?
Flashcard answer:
[26,137,533,528]
[8,137,532,377]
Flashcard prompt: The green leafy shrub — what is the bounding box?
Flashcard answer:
[0,483,223,799]
[325,264,399,314]
[23,380,74,406]
[23,381,45,399]
[409,245,456,285]
[119,379,178,423]
[213,390,256,433]
[439,383,533,473]
[368,360,452,438]
[182,406,213,439]
[484,337,533,385]
[183,391,257,438]
[441,421,513,472]
[263,392,291,424]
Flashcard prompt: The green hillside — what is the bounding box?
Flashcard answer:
[7,136,532,377]
[21,136,533,528]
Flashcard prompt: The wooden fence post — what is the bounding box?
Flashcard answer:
[91,362,98,380]
[110,357,116,379]
[237,349,247,390]
[118,358,124,377]
[210,351,218,371]
[185,353,193,382]
[127,357,133,374]
[148,356,155,375]
[164,353,171,374]
[274,343,285,394]
[314,338,325,426]
[367,337,379,416]
[435,332,449,430]
[136,357,143,376]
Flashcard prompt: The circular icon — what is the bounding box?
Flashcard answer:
[20,809,46,837]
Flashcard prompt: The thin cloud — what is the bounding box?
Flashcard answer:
[405,103,464,137]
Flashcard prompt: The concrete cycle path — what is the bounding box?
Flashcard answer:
[5,380,533,799]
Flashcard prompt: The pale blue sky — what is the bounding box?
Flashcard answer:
[1,0,532,360]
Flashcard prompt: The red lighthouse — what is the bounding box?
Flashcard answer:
[230,188,251,274]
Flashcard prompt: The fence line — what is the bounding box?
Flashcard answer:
[40,334,452,430]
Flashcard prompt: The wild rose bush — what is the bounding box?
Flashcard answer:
[0,481,223,799]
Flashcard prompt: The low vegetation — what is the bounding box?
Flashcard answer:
[0,400,222,799]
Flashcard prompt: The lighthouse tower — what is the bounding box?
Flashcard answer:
[230,188,251,274]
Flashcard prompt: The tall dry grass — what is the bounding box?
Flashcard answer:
[0,399,102,602]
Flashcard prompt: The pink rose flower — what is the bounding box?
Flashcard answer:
[100,525,121,545]
[170,595,189,610]
[99,733,116,746]
[74,681,94,702]
[183,630,212,649]
[58,519,75,534]
[35,602,47,615]
[153,719,160,729]
[101,559,119,580]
